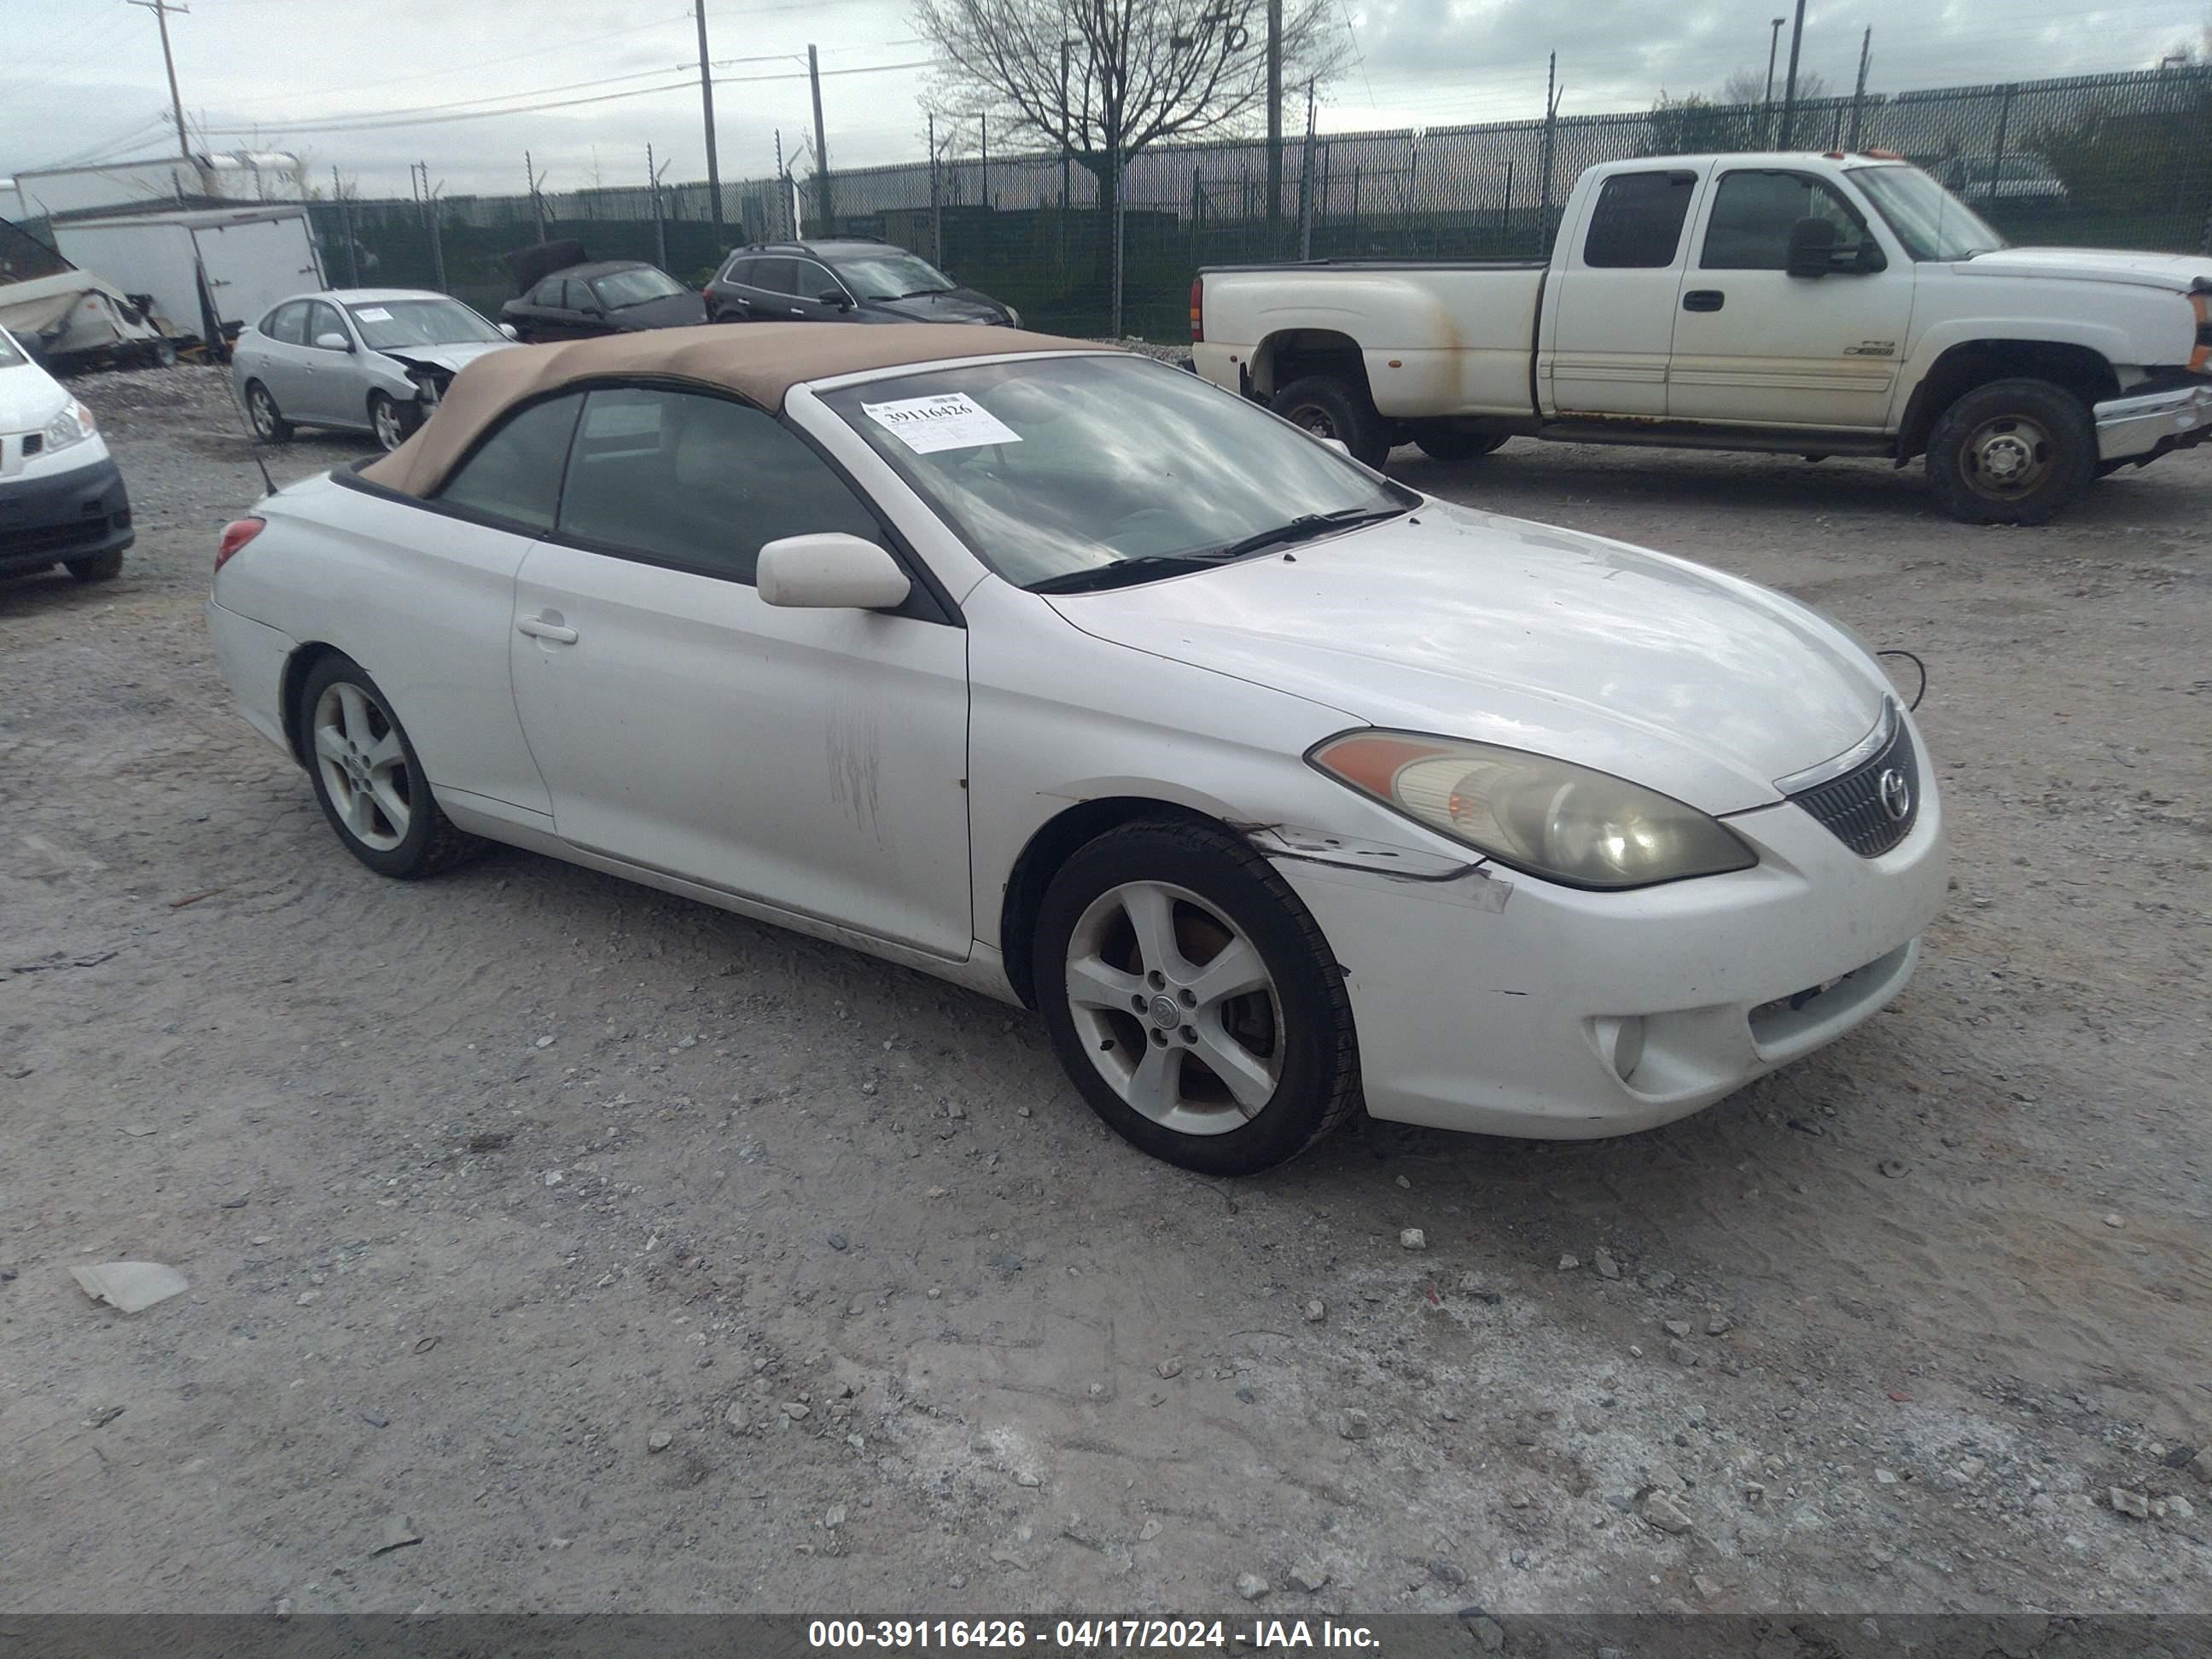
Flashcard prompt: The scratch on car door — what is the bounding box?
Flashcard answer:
[826,703,884,844]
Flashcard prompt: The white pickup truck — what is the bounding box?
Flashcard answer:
[1191,151,2212,522]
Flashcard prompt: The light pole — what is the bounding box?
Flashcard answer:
[1778,0,1808,148]
[1764,16,1784,145]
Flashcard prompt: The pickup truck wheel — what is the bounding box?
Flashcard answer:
[1272,375,1392,469]
[1925,378,2095,526]
[1411,422,1507,463]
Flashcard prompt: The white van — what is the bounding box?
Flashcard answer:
[0,324,132,582]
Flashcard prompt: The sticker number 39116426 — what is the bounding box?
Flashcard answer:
[860,392,1023,454]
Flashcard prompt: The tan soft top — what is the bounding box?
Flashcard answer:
[358,321,1107,498]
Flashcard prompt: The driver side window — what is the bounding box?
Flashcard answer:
[1701,171,1877,271]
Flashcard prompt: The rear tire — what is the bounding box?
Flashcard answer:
[1033,817,1361,1176]
[1924,377,2095,525]
[65,550,124,583]
[1272,374,1393,469]
[1411,422,1508,463]
[245,380,294,443]
[297,653,483,880]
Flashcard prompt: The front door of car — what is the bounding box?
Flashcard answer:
[507,385,973,958]
[743,259,810,320]
[297,299,358,424]
[786,259,853,321]
[1667,168,1915,429]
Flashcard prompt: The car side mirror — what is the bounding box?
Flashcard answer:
[498,323,519,340]
[819,290,853,309]
[1318,436,1351,457]
[1785,218,1838,279]
[579,306,603,319]
[757,533,911,610]
[314,331,352,352]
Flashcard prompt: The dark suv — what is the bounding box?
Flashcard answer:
[704,240,1018,329]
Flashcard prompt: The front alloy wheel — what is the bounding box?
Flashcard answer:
[1035,817,1360,1174]
[1065,880,1285,1136]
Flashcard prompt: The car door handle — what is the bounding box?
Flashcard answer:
[516,615,578,643]
[1682,289,1726,312]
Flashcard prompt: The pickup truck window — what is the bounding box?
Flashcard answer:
[1849,165,2008,262]
[1702,171,1877,271]
[1583,171,1697,269]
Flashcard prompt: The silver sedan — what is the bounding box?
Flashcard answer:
[232,288,520,451]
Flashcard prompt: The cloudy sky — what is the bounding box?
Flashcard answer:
[6,0,2205,202]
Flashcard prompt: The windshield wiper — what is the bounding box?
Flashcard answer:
[897,287,955,299]
[1027,555,1226,594]
[1206,505,1409,562]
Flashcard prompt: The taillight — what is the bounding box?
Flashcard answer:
[1190,277,1203,343]
[216,516,265,573]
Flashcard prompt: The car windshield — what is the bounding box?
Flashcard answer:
[823,354,1417,591]
[830,251,955,300]
[346,298,504,350]
[591,267,686,308]
[1850,165,2009,261]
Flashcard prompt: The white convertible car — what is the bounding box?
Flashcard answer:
[206,324,1947,1174]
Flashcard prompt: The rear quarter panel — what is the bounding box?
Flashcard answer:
[212,474,552,816]
[1200,266,1545,417]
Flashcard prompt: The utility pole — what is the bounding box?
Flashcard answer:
[1848,26,1872,150]
[1540,52,1558,241]
[649,143,668,268]
[928,114,941,264]
[981,112,988,209]
[332,165,358,287]
[1778,0,1807,149]
[526,151,544,242]
[696,1,724,242]
[808,44,833,233]
[775,128,789,239]
[1763,16,1784,145]
[126,0,196,188]
[1298,77,1317,261]
[1265,0,1284,242]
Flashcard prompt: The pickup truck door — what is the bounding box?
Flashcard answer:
[1540,166,1705,417]
[1667,167,1913,429]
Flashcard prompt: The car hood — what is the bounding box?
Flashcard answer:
[864,287,1009,324]
[0,360,68,434]
[1950,247,2212,294]
[1044,502,1894,814]
[375,340,517,375]
[613,293,710,330]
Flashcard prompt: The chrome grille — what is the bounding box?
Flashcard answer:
[1787,716,1920,858]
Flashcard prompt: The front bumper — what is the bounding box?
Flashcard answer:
[2095,379,2212,463]
[0,454,134,574]
[1276,745,1948,1139]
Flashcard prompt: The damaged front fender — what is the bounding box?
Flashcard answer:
[1235,821,1513,911]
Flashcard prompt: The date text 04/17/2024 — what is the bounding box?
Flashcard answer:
[806,1619,1382,1650]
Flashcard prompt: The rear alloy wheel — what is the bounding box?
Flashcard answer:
[1271,375,1394,469]
[299,654,480,879]
[245,381,293,443]
[1035,818,1360,1175]
[1925,377,2095,525]
[369,391,416,453]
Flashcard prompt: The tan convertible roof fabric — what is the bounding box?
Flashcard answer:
[358,321,1109,498]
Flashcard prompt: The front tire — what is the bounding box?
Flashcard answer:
[1411,421,1508,463]
[1034,818,1361,1175]
[1924,377,2095,525]
[245,380,294,443]
[1272,374,1394,469]
[65,550,125,583]
[369,391,418,453]
[297,654,482,879]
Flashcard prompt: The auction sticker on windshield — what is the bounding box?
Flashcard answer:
[861,392,1022,454]
[353,307,393,322]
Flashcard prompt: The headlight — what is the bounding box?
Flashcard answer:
[44,399,96,453]
[1308,731,1756,890]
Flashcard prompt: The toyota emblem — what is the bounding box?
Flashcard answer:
[1877,767,1912,823]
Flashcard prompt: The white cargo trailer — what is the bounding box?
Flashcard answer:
[50,206,323,345]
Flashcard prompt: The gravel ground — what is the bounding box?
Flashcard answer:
[3,364,2208,1619]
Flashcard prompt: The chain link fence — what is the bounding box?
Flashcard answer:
[309,63,2212,343]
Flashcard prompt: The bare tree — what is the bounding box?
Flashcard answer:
[912,0,1344,211]
[1721,64,1828,107]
